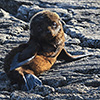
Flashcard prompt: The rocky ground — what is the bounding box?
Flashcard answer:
[0,0,100,99]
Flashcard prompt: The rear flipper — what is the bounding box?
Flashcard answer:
[22,74,42,91]
[10,53,42,91]
[57,49,92,62]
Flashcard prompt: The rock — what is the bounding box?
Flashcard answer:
[0,9,10,18]
[41,75,67,88]
[16,5,30,21]
[0,34,7,45]
[30,85,55,96]
[85,80,100,87]
[0,0,100,99]
[10,91,44,100]
[16,4,72,21]
[65,38,81,46]
[0,8,29,45]
[0,0,34,15]
[45,93,84,100]
[0,91,10,99]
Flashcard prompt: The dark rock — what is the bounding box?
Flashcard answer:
[10,91,44,100]
[45,93,84,100]
[85,80,100,87]
[30,85,55,96]
[41,75,67,88]
[16,5,30,21]
[0,0,100,99]
[0,0,33,15]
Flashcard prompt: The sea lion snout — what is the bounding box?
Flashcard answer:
[47,24,61,36]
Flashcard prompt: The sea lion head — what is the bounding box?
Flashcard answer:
[29,10,65,45]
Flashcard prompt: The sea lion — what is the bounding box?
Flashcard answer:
[4,11,91,90]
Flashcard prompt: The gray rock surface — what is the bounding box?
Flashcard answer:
[0,0,100,99]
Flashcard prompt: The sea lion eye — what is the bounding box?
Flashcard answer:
[52,22,57,29]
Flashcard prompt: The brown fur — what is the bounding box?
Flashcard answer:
[4,11,91,87]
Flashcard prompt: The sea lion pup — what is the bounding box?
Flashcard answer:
[4,11,91,90]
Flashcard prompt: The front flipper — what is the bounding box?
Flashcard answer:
[10,53,36,71]
[57,49,92,62]
[23,74,42,90]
